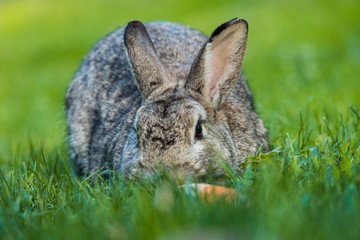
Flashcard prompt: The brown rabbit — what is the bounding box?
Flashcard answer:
[65,18,269,179]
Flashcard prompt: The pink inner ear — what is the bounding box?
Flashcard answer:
[207,33,235,98]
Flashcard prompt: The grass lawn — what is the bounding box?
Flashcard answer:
[1,0,360,239]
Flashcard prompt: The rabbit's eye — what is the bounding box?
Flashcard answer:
[195,122,203,139]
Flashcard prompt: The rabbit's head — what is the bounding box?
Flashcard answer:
[124,19,248,178]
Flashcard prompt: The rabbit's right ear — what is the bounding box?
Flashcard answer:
[124,20,175,100]
[185,18,248,110]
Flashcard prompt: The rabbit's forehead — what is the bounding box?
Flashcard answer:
[137,98,206,125]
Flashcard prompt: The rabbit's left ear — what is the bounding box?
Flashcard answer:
[185,18,248,109]
[124,20,175,100]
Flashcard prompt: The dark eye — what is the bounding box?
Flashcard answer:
[195,121,203,139]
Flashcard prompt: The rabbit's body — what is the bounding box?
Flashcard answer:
[66,19,269,178]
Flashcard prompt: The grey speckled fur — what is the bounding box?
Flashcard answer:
[66,18,269,179]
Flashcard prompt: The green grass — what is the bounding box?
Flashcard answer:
[1,0,360,239]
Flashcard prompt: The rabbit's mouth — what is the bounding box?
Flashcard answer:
[128,157,232,184]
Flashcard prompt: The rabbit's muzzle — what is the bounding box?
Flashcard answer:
[131,129,233,179]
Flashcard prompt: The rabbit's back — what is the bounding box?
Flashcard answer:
[66,22,208,175]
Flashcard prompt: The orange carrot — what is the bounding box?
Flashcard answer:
[184,183,237,203]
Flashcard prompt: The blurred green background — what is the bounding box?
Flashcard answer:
[1,1,360,239]
[0,0,359,151]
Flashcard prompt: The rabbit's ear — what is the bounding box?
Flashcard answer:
[186,18,248,109]
[124,20,175,100]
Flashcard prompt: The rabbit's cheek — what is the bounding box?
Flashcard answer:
[190,141,205,158]
[193,160,207,175]
[208,137,231,159]
[188,144,207,171]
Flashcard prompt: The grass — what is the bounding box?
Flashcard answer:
[1,0,360,239]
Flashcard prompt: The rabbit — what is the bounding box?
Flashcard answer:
[65,18,269,179]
